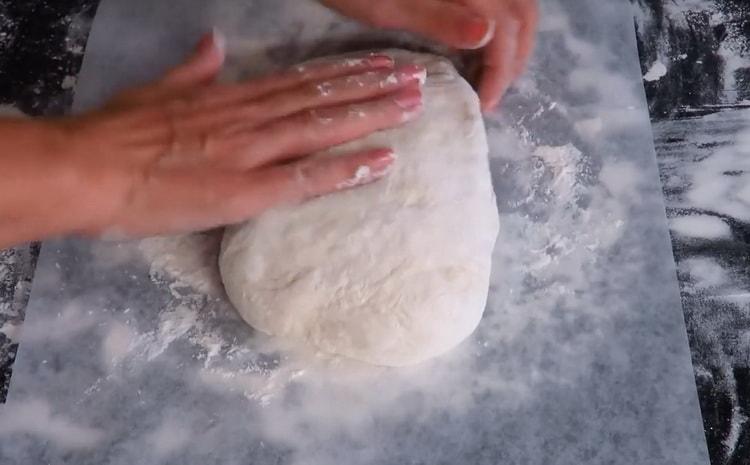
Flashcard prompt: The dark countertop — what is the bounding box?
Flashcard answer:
[1,1,748,464]
[0,0,96,403]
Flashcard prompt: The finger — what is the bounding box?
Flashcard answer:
[256,148,396,206]
[160,29,226,88]
[215,64,426,130]
[123,65,424,158]
[351,0,495,50]
[218,85,422,169]
[198,53,395,109]
[122,149,395,235]
[107,30,226,109]
[479,18,520,112]
[512,2,539,78]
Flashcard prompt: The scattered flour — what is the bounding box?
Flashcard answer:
[574,117,604,139]
[681,257,729,290]
[0,398,104,449]
[0,322,20,342]
[0,105,23,117]
[670,214,731,239]
[61,75,77,90]
[130,305,200,362]
[643,60,668,82]
[148,417,192,457]
[489,138,627,298]
[101,322,135,367]
[138,232,224,297]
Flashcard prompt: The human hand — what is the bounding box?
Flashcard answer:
[321,0,538,111]
[56,31,425,239]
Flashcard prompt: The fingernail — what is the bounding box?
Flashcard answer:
[465,17,495,49]
[481,95,502,113]
[310,107,337,123]
[366,149,396,173]
[395,64,427,85]
[365,54,395,68]
[336,150,395,190]
[393,86,423,110]
[211,27,227,56]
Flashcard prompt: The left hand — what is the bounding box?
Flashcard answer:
[321,0,539,112]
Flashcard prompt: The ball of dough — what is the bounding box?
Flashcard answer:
[220,50,499,366]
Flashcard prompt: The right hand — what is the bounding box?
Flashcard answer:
[58,31,425,239]
[321,0,538,111]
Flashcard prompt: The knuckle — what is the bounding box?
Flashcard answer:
[197,132,216,158]
[194,82,221,99]
[305,108,334,126]
[303,109,320,126]
[160,111,180,155]
[292,162,317,196]
[159,98,199,158]
[230,103,262,129]
[345,71,380,89]
[303,80,328,100]
[347,103,371,121]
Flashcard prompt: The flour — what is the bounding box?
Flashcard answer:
[121,20,628,419]
[96,233,308,403]
[0,244,37,348]
[681,257,729,290]
[0,105,23,117]
[0,322,20,342]
[533,144,586,204]
[0,8,16,51]
[0,398,104,449]
[148,417,191,457]
[670,214,731,239]
[487,130,628,313]
[138,232,224,297]
[61,75,77,90]
[643,60,668,82]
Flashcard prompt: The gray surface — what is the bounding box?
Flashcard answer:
[0,0,710,464]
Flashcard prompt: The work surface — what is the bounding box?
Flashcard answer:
[0,0,710,464]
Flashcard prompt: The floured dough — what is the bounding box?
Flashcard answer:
[219,50,499,366]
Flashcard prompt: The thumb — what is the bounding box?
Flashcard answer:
[372,0,495,50]
[104,29,227,110]
[161,28,227,89]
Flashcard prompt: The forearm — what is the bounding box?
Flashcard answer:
[0,118,101,248]
[1,36,422,246]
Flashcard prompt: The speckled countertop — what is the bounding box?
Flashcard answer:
[0,0,96,402]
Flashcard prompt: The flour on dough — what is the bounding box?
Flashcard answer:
[220,50,499,366]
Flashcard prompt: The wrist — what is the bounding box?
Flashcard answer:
[0,118,90,244]
[54,116,134,238]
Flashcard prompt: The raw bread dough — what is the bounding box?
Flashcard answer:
[220,50,499,366]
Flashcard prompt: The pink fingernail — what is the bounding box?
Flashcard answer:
[336,150,395,190]
[211,27,227,55]
[465,17,495,49]
[395,64,427,85]
[367,149,396,173]
[365,54,395,68]
[393,86,423,110]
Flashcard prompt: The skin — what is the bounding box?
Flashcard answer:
[1,2,538,248]
[322,0,539,111]
[0,32,425,248]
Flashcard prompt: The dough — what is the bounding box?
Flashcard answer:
[220,50,499,366]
